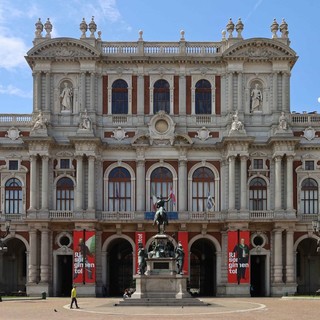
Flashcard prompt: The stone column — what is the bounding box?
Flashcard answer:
[41,156,49,210]
[136,159,145,211]
[285,229,294,283]
[273,72,278,111]
[178,159,187,211]
[179,75,186,115]
[228,72,233,112]
[34,72,41,111]
[220,231,229,284]
[282,72,288,112]
[237,72,243,112]
[28,228,38,283]
[29,155,37,210]
[286,156,294,211]
[137,74,144,115]
[87,156,95,210]
[274,156,282,210]
[40,228,49,282]
[273,228,283,283]
[228,156,235,210]
[90,72,95,110]
[240,155,247,210]
[220,159,228,211]
[81,72,86,110]
[75,155,83,210]
[45,72,50,112]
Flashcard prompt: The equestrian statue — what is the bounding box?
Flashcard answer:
[153,196,170,234]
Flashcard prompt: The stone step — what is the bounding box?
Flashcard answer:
[115,297,210,307]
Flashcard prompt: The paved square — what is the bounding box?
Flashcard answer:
[1,297,320,320]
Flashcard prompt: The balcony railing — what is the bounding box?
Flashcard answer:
[1,210,317,223]
[101,41,222,57]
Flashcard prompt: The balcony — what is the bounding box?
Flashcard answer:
[0,210,315,224]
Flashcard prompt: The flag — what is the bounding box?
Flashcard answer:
[151,185,158,211]
[115,183,119,198]
[152,195,158,211]
[169,186,176,205]
[207,192,215,210]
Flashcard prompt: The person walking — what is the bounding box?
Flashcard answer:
[70,285,80,309]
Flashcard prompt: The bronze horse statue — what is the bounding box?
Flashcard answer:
[153,197,170,234]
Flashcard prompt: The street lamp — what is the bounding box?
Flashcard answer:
[0,220,10,302]
[312,219,320,253]
[0,220,10,253]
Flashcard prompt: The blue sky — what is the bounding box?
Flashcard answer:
[0,0,319,114]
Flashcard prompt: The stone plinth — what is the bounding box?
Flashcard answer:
[145,257,176,276]
[132,273,189,299]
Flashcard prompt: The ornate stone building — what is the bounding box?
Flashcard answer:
[0,17,319,297]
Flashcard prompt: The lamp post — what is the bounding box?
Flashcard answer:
[0,220,10,302]
[312,219,320,253]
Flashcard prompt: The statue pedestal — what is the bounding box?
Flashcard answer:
[132,273,189,299]
[116,233,209,306]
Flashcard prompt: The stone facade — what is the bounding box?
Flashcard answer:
[0,17,319,297]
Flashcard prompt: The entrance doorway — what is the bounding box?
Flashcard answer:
[296,238,320,295]
[57,255,72,297]
[250,255,266,296]
[190,238,216,296]
[1,238,26,294]
[107,238,133,296]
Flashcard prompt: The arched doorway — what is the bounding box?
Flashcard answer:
[190,238,216,296]
[296,238,320,295]
[107,238,133,296]
[0,238,26,294]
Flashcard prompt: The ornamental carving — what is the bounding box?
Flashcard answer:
[148,111,176,146]
[303,126,317,141]
[6,127,22,140]
[195,127,212,141]
[111,127,129,141]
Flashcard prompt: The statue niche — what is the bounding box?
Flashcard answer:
[60,81,73,112]
[250,82,263,112]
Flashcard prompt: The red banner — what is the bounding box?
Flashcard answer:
[178,231,188,275]
[73,230,96,284]
[227,231,250,284]
[135,231,146,274]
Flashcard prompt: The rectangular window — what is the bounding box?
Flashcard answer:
[60,159,70,169]
[305,161,314,171]
[9,160,18,170]
[253,159,263,170]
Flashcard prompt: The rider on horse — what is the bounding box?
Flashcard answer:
[153,196,170,234]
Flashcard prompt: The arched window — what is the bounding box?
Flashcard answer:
[112,79,128,114]
[5,178,22,214]
[153,79,170,114]
[195,79,211,114]
[56,177,74,211]
[249,177,267,210]
[301,178,318,214]
[192,167,215,211]
[108,167,131,211]
[150,167,173,211]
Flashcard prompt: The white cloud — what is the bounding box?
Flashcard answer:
[0,36,28,69]
[0,84,32,98]
[98,0,121,23]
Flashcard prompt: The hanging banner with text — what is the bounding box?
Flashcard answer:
[135,231,146,274]
[227,230,250,284]
[178,231,188,275]
[73,230,96,284]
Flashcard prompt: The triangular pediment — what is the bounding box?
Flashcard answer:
[26,38,101,60]
[223,38,297,62]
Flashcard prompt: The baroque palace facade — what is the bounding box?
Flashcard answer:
[0,17,319,298]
